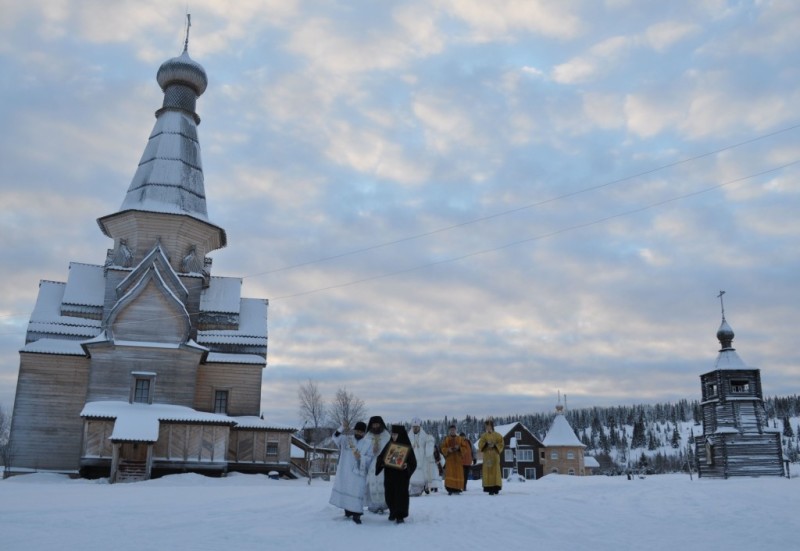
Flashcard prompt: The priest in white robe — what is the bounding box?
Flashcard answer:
[362,415,391,513]
[329,421,370,524]
[408,417,434,496]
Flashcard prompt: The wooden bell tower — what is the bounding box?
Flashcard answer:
[694,292,784,478]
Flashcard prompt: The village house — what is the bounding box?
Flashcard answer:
[491,422,545,480]
[541,404,593,476]
[7,34,294,482]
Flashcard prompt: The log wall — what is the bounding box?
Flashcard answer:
[9,353,89,471]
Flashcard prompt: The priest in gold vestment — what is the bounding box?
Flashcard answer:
[478,419,504,495]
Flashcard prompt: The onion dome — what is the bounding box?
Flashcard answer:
[157,49,208,96]
[716,317,735,350]
[155,47,207,123]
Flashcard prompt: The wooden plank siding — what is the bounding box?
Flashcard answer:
[9,353,90,471]
[101,211,223,273]
[194,364,263,416]
[110,277,189,343]
[152,423,229,463]
[83,420,114,458]
[84,343,203,407]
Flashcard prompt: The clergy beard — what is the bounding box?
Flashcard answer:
[354,434,364,441]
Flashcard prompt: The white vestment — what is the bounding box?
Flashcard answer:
[329,431,371,514]
[362,429,391,512]
[408,428,434,496]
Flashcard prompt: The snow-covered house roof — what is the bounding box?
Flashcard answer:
[200,277,242,314]
[584,456,600,468]
[81,401,234,442]
[80,402,293,442]
[20,338,87,356]
[231,416,295,431]
[62,263,105,308]
[543,414,585,448]
[205,352,265,365]
[197,298,268,345]
[27,280,102,341]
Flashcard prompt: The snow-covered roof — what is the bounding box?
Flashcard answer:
[119,111,211,223]
[205,352,266,365]
[20,338,87,356]
[27,280,102,339]
[62,263,105,307]
[493,422,518,436]
[200,277,242,314]
[197,298,268,344]
[584,456,600,468]
[232,416,295,431]
[80,402,293,442]
[714,349,748,370]
[81,401,235,442]
[543,414,585,447]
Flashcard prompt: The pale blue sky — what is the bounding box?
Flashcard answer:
[1,1,798,426]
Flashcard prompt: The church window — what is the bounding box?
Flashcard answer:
[524,468,537,480]
[505,449,513,462]
[731,380,750,393]
[550,451,559,460]
[515,431,522,440]
[567,451,575,460]
[266,442,278,457]
[129,372,156,404]
[518,449,533,462]
[214,390,229,414]
[706,383,718,398]
[568,469,576,475]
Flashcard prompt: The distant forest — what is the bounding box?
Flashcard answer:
[418,394,800,474]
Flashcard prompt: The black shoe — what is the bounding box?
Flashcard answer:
[345,511,352,517]
[396,518,405,524]
[352,515,362,525]
[388,514,396,521]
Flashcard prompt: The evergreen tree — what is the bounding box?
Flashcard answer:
[631,413,646,449]
[670,425,681,448]
[782,416,794,438]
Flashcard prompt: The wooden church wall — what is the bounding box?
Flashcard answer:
[86,345,202,407]
[194,363,263,416]
[10,354,89,471]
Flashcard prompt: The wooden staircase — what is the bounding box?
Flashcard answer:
[115,460,148,483]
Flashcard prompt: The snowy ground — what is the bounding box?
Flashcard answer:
[0,472,796,551]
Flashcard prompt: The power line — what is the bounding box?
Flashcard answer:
[241,122,800,280]
[268,159,799,300]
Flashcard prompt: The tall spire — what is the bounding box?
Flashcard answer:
[98,16,226,261]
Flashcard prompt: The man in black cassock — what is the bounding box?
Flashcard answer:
[375,424,417,524]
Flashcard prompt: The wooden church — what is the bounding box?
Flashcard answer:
[8,29,294,482]
[694,294,784,478]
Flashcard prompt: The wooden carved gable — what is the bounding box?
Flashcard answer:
[106,243,191,344]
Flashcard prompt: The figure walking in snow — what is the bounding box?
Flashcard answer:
[478,419,504,495]
[376,424,417,524]
[460,432,475,491]
[363,415,391,513]
[329,421,370,524]
[440,424,469,494]
[408,417,434,496]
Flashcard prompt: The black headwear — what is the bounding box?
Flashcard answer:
[391,424,412,446]
[354,421,367,432]
[368,416,387,433]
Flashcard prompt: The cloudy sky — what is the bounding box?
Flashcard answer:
[1,1,798,428]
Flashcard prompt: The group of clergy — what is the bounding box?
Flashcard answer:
[329,416,504,524]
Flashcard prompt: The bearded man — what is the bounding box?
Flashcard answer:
[329,421,371,524]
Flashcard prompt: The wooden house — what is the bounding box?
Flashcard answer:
[8,40,294,482]
[694,303,784,478]
[488,422,545,480]
[541,405,590,476]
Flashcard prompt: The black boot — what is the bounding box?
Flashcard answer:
[352,514,362,524]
